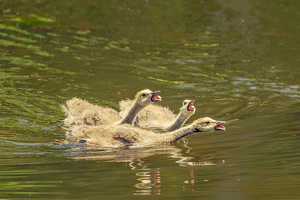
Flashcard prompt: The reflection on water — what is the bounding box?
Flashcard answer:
[65,141,225,196]
[134,170,161,195]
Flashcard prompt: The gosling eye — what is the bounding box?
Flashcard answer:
[142,93,146,97]
[206,121,210,124]
[183,102,187,105]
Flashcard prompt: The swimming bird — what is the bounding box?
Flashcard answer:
[61,89,161,127]
[119,99,196,132]
[65,117,226,148]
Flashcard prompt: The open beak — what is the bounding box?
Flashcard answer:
[151,90,162,102]
[214,121,226,131]
[187,100,195,111]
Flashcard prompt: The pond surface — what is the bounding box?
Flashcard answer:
[1,0,300,199]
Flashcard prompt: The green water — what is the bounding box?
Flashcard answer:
[1,0,300,199]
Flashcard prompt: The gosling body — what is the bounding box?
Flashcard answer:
[65,117,225,148]
[119,100,196,132]
[61,89,161,127]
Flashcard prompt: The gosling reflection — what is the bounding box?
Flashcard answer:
[183,169,195,192]
[65,142,225,195]
[134,170,161,195]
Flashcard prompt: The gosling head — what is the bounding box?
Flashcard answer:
[134,89,162,107]
[180,100,196,117]
[192,117,226,132]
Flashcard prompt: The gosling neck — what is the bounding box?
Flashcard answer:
[119,101,144,125]
[165,112,190,132]
[161,124,199,144]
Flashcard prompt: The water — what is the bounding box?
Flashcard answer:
[1,0,300,199]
